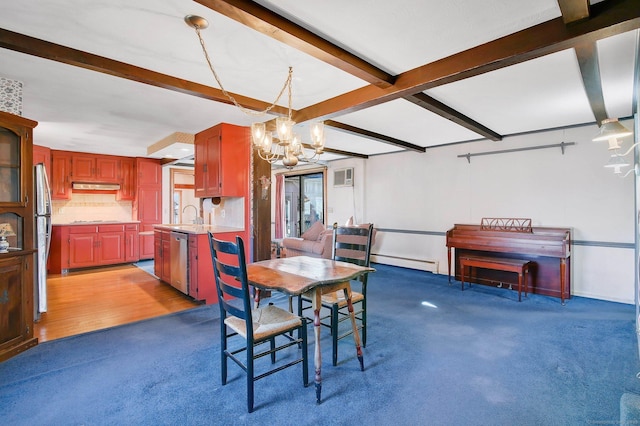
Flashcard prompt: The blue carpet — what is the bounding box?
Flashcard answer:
[1,264,639,425]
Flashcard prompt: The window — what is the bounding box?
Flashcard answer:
[284,172,325,237]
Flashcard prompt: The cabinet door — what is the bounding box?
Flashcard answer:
[69,233,98,268]
[136,158,162,186]
[0,256,24,348]
[71,154,95,181]
[32,145,51,181]
[188,235,199,299]
[125,229,139,262]
[138,186,162,224]
[117,158,136,201]
[139,226,155,260]
[194,126,221,197]
[99,232,124,264]
[96,156,119,182]
[51,152,72,200]
[219,124,249,197]
[154,231,162,277]
[161,237,171,283]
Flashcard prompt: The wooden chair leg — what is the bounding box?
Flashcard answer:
[331,304,339,366]
[221,324,228,385]
[301,323,309,387]
[270,337,276,363]
[247,347,255,413]
[361,299,367,348]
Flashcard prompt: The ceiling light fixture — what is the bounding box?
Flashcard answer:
[593,118,633,149]
[184,15,325,169]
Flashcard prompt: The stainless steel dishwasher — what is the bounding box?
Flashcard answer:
[170,231,188,295]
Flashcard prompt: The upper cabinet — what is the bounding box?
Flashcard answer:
[194,123,250,198]
[71,153,119,183]
[51,151,72,200]
[117,158,136,201]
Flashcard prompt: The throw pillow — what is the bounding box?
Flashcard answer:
[301,221,325,241]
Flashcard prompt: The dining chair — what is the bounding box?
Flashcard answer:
[208,232,309,413]
[299,222,374,366]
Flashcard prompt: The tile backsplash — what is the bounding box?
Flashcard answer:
[52,193,133,223]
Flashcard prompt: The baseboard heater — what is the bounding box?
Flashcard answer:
[371,253,439,274]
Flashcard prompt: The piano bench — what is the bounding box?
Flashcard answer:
[459,256,533,302]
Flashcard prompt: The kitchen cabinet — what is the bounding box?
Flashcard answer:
[71,153,119,183]
[0,111,38,362]
[51,151,72,200]
[136,158,162,260]
[49,222,139,274]
[194,123,250,198]
[125,224,139,262]
[33,145,51,182]
[117,158,136,201]
[153,229,171,283]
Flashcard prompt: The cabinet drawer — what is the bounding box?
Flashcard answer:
[68,225,98,233]
[98,224,125,232]
[125,224,139,231]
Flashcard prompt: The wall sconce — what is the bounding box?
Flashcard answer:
[0,222,16,253]
[259,176,271,200]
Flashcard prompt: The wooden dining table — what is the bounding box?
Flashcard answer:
[246,255,375,404]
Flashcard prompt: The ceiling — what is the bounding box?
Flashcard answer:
[0,0,638,165]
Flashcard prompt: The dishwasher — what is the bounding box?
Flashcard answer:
[170,231,189,295]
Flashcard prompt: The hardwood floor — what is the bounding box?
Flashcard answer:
[34,263,201,342]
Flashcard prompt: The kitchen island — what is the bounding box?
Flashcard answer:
[153,224,246,304]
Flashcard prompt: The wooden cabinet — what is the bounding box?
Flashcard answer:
[153,229,171,283]
[51,151,72,200]
[187,232,239,304]
[136,158,162,260]
[117,158,136,201]
[125,224,139,262]
[32,145,51,183]
[194,123,250,198]
[50,223,139,274]
[71,153,119,183]
[0,111,38,362]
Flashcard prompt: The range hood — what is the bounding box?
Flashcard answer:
[72,182,121,191]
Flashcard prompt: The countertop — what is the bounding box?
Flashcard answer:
[153,224,244,235]
[53,221,140,226]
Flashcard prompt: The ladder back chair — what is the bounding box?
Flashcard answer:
[299,222,374,366]
[208,233,309,413]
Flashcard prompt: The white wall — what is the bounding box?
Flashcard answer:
[323,119,636,304]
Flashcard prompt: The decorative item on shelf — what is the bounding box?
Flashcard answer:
[184,15,325,169]
[0,223,16,253]
[593,118,636,176]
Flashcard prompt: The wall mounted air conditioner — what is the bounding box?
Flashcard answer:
[333,168,353,187]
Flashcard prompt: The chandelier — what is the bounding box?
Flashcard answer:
[185,15,325,169]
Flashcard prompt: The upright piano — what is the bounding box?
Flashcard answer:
[446,219,571,302]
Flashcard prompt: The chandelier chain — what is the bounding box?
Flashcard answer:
[194,27,292,117]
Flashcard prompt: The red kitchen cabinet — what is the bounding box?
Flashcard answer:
[51,151,72,200]
[50,223,138,274]
[68,227,99,269]
[153,229,171,283]
[136,158,162,260]
[117,158,136,201]
[99,230,124,264]
[71,154,119,183]
[194,123,250,198]
[125,224,140,262]
[33,145,51,180]
[137,157,162,186]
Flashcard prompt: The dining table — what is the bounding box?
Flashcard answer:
[246,255,375,404]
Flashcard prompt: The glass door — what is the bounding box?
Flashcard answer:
[284,172,324,237]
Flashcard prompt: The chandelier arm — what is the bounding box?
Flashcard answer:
[194,28,292,117]
[614,142,640,158]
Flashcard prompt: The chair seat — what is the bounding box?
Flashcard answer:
[225,304,303,341]
[319,290,364,308]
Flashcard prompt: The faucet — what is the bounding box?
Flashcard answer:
[182,204,202,224]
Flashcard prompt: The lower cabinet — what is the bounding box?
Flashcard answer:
[0,254,38,362]
[153,229,171,283]
[50,223,139,274]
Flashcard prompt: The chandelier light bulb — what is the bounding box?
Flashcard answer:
[251,123,266,148]
[276,117,294,144]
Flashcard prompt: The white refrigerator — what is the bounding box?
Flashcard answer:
[34,163,52,321]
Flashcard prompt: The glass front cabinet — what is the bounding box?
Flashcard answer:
[0,110,38,362]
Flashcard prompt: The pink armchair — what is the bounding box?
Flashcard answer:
[282,222,376,259]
